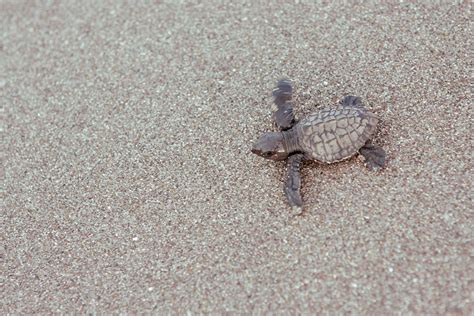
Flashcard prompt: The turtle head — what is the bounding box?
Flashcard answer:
[251,132,288,161]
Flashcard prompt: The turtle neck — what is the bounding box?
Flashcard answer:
[282,128,301,154]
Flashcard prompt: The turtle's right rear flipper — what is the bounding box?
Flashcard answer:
[340,95,364,107]
[273,79,296,130]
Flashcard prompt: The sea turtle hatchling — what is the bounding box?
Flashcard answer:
[251,79,386,208]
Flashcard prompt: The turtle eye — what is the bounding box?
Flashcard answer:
[263,152,273,158]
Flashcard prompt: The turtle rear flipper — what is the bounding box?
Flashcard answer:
[340,95,364,107]
[359,142,386,170]
[273,79,296,130]
[284,153,304,208]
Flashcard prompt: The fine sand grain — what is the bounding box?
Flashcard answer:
[2,1,473,314]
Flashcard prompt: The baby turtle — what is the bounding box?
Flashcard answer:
[252,79,386,208]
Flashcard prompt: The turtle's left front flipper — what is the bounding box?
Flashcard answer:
[284,153,305,208]
[273,79,296,130]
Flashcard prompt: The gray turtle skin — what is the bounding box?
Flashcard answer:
[252,80,386,208]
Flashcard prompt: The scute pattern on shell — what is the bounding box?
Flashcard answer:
[297,105,378,163]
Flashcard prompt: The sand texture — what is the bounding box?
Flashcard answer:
[2,1,473,314]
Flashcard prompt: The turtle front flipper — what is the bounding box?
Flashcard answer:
[272,79,296,130]
[284,153,305,208]
[359,142,386,170]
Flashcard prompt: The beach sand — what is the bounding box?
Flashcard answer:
[2,1,472,314]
